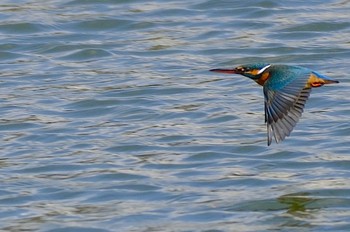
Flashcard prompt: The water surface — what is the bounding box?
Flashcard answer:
[0,0,350,231]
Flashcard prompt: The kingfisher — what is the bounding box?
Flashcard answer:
[210,63,339,146]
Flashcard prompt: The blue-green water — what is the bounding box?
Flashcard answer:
[0,0,349,231]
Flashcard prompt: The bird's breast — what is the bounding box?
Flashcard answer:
[255,72,271,86]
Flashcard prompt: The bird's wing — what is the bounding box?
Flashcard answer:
[263,76,312,146]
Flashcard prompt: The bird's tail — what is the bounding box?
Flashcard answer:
[308,72,339,88]
[324,79,339,84]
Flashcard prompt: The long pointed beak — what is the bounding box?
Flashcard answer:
[209,68,236,74]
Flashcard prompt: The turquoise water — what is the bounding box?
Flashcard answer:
[0,0,350,231]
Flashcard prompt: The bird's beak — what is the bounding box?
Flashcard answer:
[209,68,236,74]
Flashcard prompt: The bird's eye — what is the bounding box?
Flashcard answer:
[237,67,247,72]
[235,66,250,73]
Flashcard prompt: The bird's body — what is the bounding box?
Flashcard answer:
[210,63,339,146]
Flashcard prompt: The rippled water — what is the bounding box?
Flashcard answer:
[0,0,350,231]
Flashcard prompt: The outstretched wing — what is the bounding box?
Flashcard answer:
[263,75,312,146]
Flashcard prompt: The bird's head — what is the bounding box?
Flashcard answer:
[210,63,271,80]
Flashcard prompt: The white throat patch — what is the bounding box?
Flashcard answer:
[257,64,271,75]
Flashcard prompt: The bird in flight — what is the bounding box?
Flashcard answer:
[210,63,339,146]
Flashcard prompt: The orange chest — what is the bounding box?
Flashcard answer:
[255,72,270,86]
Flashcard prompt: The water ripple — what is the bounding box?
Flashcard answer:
[0,0,349,231]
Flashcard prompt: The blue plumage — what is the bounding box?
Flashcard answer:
[210,63,339,145]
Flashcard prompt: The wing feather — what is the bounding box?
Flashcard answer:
[264,75,312,145]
